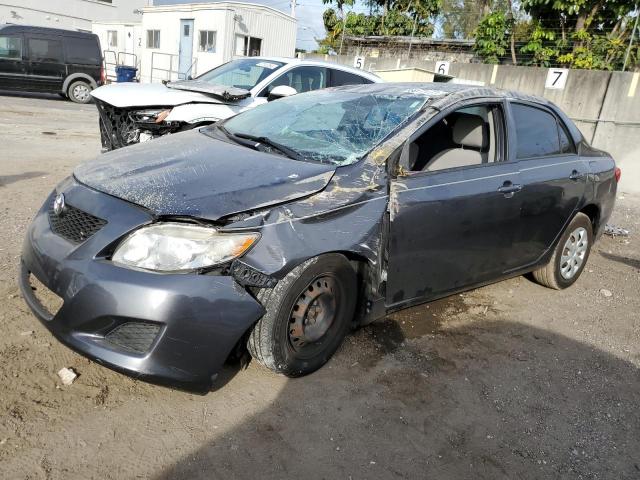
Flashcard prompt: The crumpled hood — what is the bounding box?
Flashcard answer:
[74,130,336,221]
[90,83,228,108]
[166,80,250,101]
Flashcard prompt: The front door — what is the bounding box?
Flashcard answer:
[124,25,135,54]
[178,19,194,79]
[386,102,524,307]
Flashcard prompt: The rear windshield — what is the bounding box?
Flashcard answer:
[65,37,100,65]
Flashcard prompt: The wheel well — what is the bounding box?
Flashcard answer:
[580,204,600,233]
[67,78,90,92]
[226,251,374,366]
[65,76,94,94]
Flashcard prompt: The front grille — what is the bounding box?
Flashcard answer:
[96,100,139,151]
[48,201,107,244]
[105,322,161,354]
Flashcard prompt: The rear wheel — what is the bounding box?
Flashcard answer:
[248,254,357,376]
[532,213,593,289]
[67,80,92,104]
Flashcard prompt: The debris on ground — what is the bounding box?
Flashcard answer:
[20,330,34,336]
[600,289,613,298]
[57,367,78,386]
[604,224,630,237]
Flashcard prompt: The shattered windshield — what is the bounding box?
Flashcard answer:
[221,89,426,166]
[195,58,285,91]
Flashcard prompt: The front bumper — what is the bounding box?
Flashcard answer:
[20,179,265,392]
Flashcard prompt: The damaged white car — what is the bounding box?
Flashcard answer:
[91,57,380,150]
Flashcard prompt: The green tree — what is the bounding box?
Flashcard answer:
[320,0,441,52]
[473,11,513,63]
[472,1,639,70]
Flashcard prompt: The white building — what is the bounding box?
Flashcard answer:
[93,2,297,83]
[0,0,149,32]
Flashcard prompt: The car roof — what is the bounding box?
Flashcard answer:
[248,56,381,81]
[327,81,550,107]
[0,24,97,38]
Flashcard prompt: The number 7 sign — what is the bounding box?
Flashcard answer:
[545,68,569,90]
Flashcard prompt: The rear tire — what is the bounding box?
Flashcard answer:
[248,254,357,376]
[67,80,92,104]
[532,213,593,290]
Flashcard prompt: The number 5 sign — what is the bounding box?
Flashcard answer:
[545,68,569,90]
[353,56,365,69]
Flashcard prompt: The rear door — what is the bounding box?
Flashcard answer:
[386,101,523,307]
[26,34,65,92]
[508,101,588,266]
[0,32,26,90]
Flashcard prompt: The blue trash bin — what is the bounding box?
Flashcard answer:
[116,65,137,82]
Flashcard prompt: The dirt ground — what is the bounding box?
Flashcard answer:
[0,92,639,480]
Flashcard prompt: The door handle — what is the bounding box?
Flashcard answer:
[498,181,522,198]
[569,170,586,181]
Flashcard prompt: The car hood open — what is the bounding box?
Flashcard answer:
[74,130,336,221]
[90,82,244,108]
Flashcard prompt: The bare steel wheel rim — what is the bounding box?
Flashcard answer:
[560,226,588,280]
[73,84,90,102]
[288,276,337,352]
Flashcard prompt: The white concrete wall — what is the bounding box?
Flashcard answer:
[0,0,148,32]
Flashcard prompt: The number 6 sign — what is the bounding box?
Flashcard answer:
[435,61,450,75]
[545,68,569,90]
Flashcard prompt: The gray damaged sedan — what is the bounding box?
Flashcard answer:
[20,83,619,392]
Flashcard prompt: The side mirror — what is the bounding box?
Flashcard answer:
[268,85,297,102]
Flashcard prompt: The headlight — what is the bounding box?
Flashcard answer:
[112,223,259,272]
[131,109,171,124]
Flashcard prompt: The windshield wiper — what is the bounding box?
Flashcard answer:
[231,132,304,161]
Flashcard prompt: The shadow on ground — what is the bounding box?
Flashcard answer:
[0,90,67,102]
[0,171,46,187]
[154,303,640,479]
[599,251,640,270]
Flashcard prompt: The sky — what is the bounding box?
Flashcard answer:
[153,0,350,51]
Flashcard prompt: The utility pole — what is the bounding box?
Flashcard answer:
[408,12,417,57]
[623,4,639,71]
[290,0,296,18]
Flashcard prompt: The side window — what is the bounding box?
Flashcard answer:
[331,69,370,86]
[107,30,118,48]
[146,30,160,49]
[0,35,22,60]
[409,105,501,172]
[198,31,216,52]
[260,66,327,96]
[512,103,561,159]
[65,38,100,64]
[28,37,63,63]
